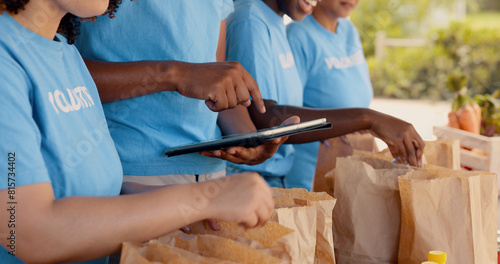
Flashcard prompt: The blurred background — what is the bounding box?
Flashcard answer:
[287,0,500,141]
[351,0,500,101]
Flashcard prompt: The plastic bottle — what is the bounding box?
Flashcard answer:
[428,250,447,264]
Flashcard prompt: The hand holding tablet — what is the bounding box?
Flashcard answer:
[165,118,332,157]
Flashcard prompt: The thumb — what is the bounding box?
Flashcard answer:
[271,116,301,144]
[280,115,300,126]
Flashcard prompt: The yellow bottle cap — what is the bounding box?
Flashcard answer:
[422,262,439,264]
[428,250,447,264]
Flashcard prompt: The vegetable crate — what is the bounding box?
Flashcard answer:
[433,125,500,191]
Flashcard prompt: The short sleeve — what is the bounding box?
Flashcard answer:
[0,54,50,190]
[221,0,235,20]
[286,23,309,87]
[226,19,278,102]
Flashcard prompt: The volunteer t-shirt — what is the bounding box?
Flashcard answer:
[226,0,303,177]
[285,15,373,190]
[0,13,122,264]
[76,0,234,176]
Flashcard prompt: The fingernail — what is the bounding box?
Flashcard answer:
[214,151,221,157]
[228,149,236,154]
[260,105,266,113]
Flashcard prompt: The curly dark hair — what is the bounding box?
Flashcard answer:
[0,0,124,44]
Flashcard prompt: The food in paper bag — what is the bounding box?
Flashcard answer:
[331,156,412,264]
[159,230,284,263]
[398,169,498,264]
[188,220,292,248]
[120,240,239,264]
[121,221,295,264]
[272,188,337,264]
[188,220,297,262]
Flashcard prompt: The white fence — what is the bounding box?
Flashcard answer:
[375,31,428,61]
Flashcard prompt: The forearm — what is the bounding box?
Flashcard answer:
[249,101,374,144]
[83,58,183,103]
[6,183,211,263]
[217,105,257,135]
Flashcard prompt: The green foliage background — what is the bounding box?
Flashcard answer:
[350,1,500,100]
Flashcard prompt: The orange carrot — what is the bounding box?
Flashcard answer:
[457,104,480,134]
[448,111,461,129]
[472,103,481,126]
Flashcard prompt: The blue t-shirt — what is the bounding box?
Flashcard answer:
[0,13,122,264]
[285,15,373,190]
[76,0,234,176]
[226,0,303,177]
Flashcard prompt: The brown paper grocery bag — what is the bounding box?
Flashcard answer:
[271,197,317,264]
[313,133,379,194]
[422,139,460,169]
[332,156,412,264]
[272,188,337,264]
[398,169,498,264]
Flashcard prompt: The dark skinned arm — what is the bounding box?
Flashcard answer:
[244,100,425,167]
[202,20,299,164]
[83,59,265,113]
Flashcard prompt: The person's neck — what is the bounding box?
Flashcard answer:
[9,0,66,40]
[312,8,339,33]
[263,0,285,17]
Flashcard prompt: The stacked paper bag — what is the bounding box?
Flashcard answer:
[327,140,497,264]
[120,188,336,264]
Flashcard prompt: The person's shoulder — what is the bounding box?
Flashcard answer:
[0,16,27,79]
[287,19,305,32]
[287,18,314,45]
[287,19,310,36]
[0,48,32,100]
[0,13,19,46]
[228,0,268,25]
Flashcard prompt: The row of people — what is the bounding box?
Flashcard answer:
[0,0,424,263]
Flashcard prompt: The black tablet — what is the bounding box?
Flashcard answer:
[164,118,332,157]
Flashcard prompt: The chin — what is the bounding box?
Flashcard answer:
[81,5,109,18]
[60,0,110,18]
